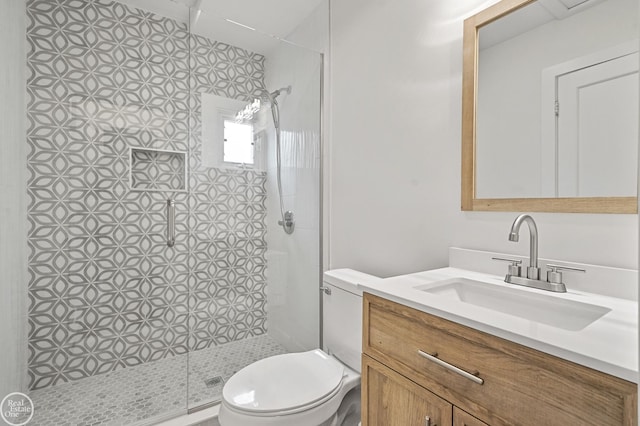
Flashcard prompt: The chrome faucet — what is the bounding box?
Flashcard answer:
[508,214,540,280]
[493,214,585,292]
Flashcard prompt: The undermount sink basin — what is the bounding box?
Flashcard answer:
[416,278,611,331]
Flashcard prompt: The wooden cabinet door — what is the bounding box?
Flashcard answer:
[362,354,453,426]
[453,407,489,426]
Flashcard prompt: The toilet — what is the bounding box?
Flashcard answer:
[218,269,377,426]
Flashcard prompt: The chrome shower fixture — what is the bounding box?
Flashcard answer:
[267,86,292,100]
[265,86,291,130]
[234,86,291,122]
[232,85,294,234]
[269,86,294,234]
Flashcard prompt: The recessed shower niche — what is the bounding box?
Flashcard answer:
[129,147,187,192]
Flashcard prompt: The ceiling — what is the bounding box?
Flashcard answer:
[479,0,606,50]
[117,0,325,54]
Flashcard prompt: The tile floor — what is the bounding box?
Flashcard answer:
[28,335,287,426]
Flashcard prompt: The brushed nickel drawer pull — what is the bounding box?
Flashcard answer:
[417,349,484,385]
[425,415,431,426]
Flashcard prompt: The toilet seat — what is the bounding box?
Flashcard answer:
[222,349,345,416]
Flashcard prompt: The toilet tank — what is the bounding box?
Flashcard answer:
[322,269,379,373]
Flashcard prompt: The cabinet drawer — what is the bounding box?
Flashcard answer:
[363,293,637,426]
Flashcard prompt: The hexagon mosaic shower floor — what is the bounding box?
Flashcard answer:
[28,335,287,425]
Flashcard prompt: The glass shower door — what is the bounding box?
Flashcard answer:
[185,4,324,411]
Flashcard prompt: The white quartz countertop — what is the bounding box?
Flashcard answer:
[357,267,638,383]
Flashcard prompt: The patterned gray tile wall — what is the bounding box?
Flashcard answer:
[26,0,268,390]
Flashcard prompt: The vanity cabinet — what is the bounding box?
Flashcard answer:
[361,293,637,426]
[362,354,487,426]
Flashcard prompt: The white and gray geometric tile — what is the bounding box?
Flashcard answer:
[27,0,269,390]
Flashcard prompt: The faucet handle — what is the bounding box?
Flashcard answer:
[546,264,586,284]
[492,257,522,277]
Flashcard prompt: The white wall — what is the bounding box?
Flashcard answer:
[0,0,28,396]
[264,2,326,351]
[329,0,638,278]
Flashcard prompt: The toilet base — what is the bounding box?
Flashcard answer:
[316,385,360,426]
[335,385,361,426]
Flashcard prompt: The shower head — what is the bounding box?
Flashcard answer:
[261,86,292,105]
[269,86,292,99]
[235,86,291,123]
[262,86,291,130]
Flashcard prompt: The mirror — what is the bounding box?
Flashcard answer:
[462,0,639,213]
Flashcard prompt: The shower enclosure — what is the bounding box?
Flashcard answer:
[0,0,325,424]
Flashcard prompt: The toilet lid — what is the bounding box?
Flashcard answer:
[222,349,345,414]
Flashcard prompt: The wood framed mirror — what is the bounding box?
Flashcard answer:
[461,0,638,213]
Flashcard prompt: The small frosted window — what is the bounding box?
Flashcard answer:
[224,121,254,165]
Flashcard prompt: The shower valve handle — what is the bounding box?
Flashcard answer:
[278,210,295,234]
